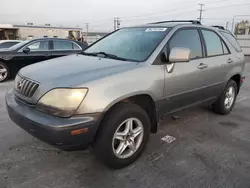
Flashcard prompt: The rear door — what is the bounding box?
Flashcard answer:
[51,40,82,58]
[160,28,208,114]
[199,29,232,99]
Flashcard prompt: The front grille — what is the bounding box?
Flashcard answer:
[15,75,39,98]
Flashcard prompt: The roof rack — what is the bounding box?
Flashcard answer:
[212,25,225,30]
[148,20,202,25]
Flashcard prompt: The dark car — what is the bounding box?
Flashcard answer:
[0,38,88,82]
[0,40,21,49]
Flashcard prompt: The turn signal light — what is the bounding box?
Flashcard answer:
[71,128,88,135]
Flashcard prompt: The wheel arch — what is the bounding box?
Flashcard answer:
[101,93,158,133]
[230,74,241,94]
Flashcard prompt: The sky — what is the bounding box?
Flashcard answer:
[0,0,250,32]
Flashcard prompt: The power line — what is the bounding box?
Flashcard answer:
[204,0,230,4]
[206,3,250,10]
[198,4,205,22]
[85,2,250,30]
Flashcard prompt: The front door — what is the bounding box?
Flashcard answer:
[160,28,208,115]
[11,40,52,75]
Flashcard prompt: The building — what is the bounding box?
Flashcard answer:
[234,21,250,55]
[0,24,19,40]
[82,32,109,44]
[0,23,82,40]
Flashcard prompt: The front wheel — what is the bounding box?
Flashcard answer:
[212,80,238,115]
[93,103,150,169]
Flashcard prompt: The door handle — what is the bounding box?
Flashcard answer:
[227,58,234,64]
[197,63,208,70]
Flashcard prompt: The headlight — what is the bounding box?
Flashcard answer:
[36,88,88,118]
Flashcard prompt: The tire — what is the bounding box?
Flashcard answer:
[212,79,238,115]
[93,103,150,169]
[0,62,10,83]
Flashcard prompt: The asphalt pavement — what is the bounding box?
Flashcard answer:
[0,63,250,188]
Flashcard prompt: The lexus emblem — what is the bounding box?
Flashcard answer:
[17,80,23,90]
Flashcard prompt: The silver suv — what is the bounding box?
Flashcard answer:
[6,20,246,168]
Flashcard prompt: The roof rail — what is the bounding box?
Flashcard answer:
[212,25,225,30]
[148,20,201,25]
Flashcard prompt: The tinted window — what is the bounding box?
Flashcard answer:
[85,27,169,62]
[220,31,242,52]
[222,41,229,54]
[0,42,19,49]
[54,41,73,50]
[169,29,202,59]
[202,30,224,56]
[27,41,49,51]
[73,43,81,50]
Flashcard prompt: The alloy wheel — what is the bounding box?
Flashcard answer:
[112,117,144,159]
[224,86,235,109]
[0,64,7,82]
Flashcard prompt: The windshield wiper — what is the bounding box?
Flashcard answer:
[80,51,98,56]
[98,52,128,61]
[81,51,127,61]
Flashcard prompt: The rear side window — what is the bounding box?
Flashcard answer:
[222,41,229,54]
[73,43,81,50]
[201,30,223,56]
[169,29,202,59]
[220,31,242,52]
[53,41,74,50]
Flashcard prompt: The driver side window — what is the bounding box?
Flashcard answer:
[169,29,203,59]
[27,41,49,51]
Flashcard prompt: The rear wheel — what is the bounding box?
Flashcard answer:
[0,62,10,82]
[212,80,238,115]
[93,103,150,169]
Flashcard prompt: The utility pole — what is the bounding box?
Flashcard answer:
[114,18,117,31]
[85,23,89,42]
[114,17,121,31]
[198,4,205,22]
[226,21,229,30]
[116,17,121,29]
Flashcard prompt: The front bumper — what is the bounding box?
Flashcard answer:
[6,89,102,150]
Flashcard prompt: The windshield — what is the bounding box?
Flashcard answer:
[85,27,169,62]
[8,40,30,50]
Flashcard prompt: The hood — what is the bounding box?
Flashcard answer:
[19,54,138,87]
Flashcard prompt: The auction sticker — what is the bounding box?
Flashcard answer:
[161,135,176,143]
[145,28,167,32]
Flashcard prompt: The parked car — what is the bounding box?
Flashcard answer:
[6,20,245,168]
[0,38,88,82]
[0,40,21,49]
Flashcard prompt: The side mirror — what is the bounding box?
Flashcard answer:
[23,47,30,54]
[169,47,191,63]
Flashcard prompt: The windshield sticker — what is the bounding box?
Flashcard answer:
[145,28,167,32]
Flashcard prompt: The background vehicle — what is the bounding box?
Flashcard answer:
[0,38,88,82]
[0,40,21,49]
[6,20,245,169]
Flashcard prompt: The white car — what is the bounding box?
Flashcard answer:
[0,40,21,49]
